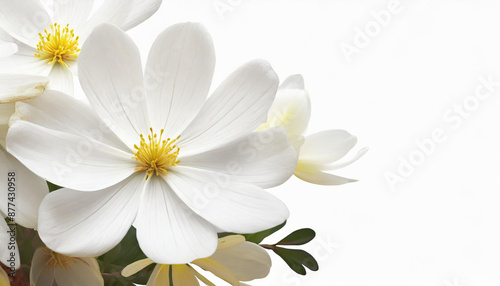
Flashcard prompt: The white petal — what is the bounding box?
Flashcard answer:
[54,257,104,286]
[279,74,304,90]
[122,258,154,277]
[179,127,297,188]
[135,176,217,264]
[322,146,368,171]
[38,174,144,257]
[0,54,53,76]
[294,167,357,185]
[263,87,311,138]
[145,22,215,137]
[210,241,272,281]
[0,219,19,269]
[165,167,290,234]
[0,28,36,56]
[79,23,150,149]
[13,89,129,152]
[84,0,162,37]
[0,0,51,47]
[0,42,17,58]
[7,121,136,191]
[0,74,48,103]
[30,247,55,285]
[0,145,49,229]
[179,60,279,155]
[46,63,74,95]
[52,0,94,30]
[299,130,357,165]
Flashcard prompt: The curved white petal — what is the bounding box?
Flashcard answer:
[7,121,136,191]
[321,146,368,171]
[46,63,74,95]
[294,166,357,185]
[0,54,52,76]
[0,0,51,47]
[262,87,311,138]
[165,167,290,234]
[122,258,154,277]
[279,74,304,90]
[0,42,17,58]
[0,219,19,269]
[299,130,357,165]
[0,103,13,146]
[54,257,104,286]
[179,60,279,156]
[79,23,149,149]
[0,28,36,56]
[146,22,215,137]
[0,74,48,103]
[0,145,48,229]
[38,174,144,257]
[52,0,94,31]
[135,176,217,264]
[179,127,297,188]
[82,0,161,40]
[210,241,272,281]
[30,247,55,285]
[13,89,129,152]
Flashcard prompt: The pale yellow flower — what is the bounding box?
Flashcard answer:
[30,247,103,286]
[122,235,271,286]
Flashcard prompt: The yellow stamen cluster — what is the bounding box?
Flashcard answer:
[43,248,75,270]
[133,128,180,179]
[35,23,80,67]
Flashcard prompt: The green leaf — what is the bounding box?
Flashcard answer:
[276,228,316,246]
[273,247,319,275]
[242,221,287,244]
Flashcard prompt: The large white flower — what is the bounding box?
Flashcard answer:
[259,75,367,185]
[0,0,162,98]
[7,23,296,264]
[122,235,271,286]
[30,247,103,286]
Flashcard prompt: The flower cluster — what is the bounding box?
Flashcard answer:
[0,0,365,285]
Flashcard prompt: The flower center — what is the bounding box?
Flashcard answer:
[133,128,180,179]
[43,248,75,270]
[35,23,80,67]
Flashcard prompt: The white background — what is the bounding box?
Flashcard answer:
[125,1,500,285]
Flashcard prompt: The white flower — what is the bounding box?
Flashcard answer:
[122,235,271,286]
[0,0,162,98]
[7,23,296,264]
[30,247,103,286]
[259,75,367,185]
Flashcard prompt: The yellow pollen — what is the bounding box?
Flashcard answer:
[133,128,180,179]
[43,248,76,270]
[35,23,81,67]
